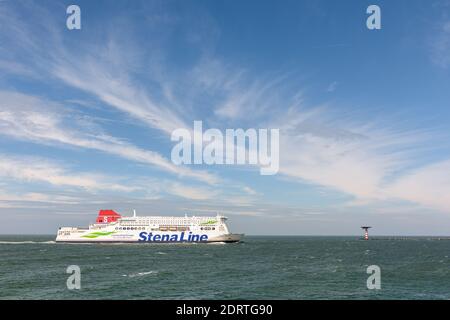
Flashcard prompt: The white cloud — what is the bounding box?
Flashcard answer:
[0,90,218,184]
[0,190,81,205]
[52,58,188,136]
[169,182,219,200]
[0,4,225,185]
[275,107,450,212]
[0,155,136,192]
[386,159,450,212]
[0,155,223,203]
[0,1,449,219]
[326,81,338,92]
[0,3,222,185]
[208,71,450,213]
[214,74,290,121]
[430,20,450,68]
[242,186,258,195]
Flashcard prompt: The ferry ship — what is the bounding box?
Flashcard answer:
[56,210,244,243]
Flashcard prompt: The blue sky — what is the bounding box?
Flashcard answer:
[0,0,450,235]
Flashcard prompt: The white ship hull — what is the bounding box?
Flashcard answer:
[56,230,244,243]
[56,210,244,243]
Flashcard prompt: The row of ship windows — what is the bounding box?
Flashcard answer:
[121,223,202,226]
[115,226,191,231]
[114,226,217,231]
[121,221,215,225]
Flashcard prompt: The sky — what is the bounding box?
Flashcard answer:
[0,0,450,235]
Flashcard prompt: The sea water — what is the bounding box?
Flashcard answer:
[0,235,449,299]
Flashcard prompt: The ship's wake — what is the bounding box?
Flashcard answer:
[0,241,56,244]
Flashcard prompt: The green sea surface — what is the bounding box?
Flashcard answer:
[0,235,449,299]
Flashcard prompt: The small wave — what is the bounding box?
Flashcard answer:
[64,242,95,245]
[122,271,158,278]
[156,252,167,255]
[0,240,56,244]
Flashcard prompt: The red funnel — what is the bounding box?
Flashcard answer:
[96,210,121,223]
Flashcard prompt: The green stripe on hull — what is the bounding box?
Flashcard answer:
[81,231,116,239]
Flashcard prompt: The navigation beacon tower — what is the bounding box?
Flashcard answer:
[361,226,371,240]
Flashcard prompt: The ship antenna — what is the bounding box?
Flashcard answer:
[133,209,137,217]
